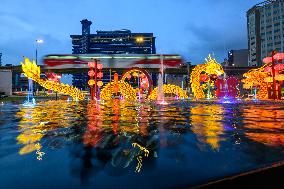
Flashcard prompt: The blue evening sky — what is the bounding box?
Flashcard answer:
[0,0,261,65]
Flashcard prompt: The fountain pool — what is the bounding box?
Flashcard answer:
[0,99,283,188]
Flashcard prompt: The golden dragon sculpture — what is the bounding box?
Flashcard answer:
[21,58,85,101]
[242,64,270,99]
[190,55,224,99]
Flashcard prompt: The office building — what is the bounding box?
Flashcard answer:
[70,19,157,89]
[247,0,284,66]
[70,19,156,54]
[228,49,249,67]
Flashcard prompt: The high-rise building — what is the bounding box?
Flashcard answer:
[70,19,157,89]
[70,19,156,54]
[228,49,249,67]
[247,0,284,66]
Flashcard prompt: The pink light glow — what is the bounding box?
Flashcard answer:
[263,57,272,64]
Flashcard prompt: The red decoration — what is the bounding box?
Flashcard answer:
[215,77,239,98]
[263,57,273,64]
[97,63,103,70]
[273,53,284,61]
[97,72,103,78]
[127,74,131,80]
[88,70,95,77]
[114,73,119,82]
[200,74,209,82]
[114,85,119,93]
[88,62,96,68]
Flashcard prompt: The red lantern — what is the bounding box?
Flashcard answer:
[88,62,95,68]
[88,70,95,77]
[114,73,119,82]
[200,74,209,82]
[273,53,284,61]
[97,81,103,87]
[97,63,103,70]
[97,72,103,78]
[263,57,272,64]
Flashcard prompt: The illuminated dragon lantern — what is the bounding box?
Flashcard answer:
[190,55,224,99]
[21,58,85,101]
[242,65,270,99]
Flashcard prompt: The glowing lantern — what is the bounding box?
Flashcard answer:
[97,63,103,70]
[114,73,119,82]
[88,62,96,68]
[88,79,95,86]
[97,72,103,78]
[275,64,284,70]
[88,70,95,77]
[263,57,272,64]
[273,53,284,61]
[200,74,209,82]
[97,81,103,87]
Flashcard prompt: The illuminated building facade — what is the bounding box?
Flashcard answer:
[70,19,156,89]
[247,0,284,66]
[70,19,156,54]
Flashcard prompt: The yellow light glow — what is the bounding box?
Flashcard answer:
[148,84,188,100]
[21,58,85,101]
[100,80,137,101]
[190,55,224,99]
[242,64,269,99]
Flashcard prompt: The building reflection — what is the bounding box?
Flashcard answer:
[243,106,284,147]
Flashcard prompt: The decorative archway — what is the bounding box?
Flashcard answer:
[121,67,153,97]
[100,80,137,101]
[148,84,188,100]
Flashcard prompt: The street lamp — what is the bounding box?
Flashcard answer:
[36,39,44,64]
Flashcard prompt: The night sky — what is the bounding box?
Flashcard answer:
[0,0,261,65]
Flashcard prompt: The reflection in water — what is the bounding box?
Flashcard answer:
[190,104,224,150]
[243,105,284,147]
[16,100,84,159]
[12,99,284,186]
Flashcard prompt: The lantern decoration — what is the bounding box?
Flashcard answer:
[200,74,209,82]
[263,57,272,64]
[273,53,284,61]
[132,72,138,77]
[114,73,119,82]
[190,54,224,99]
[88,70,95,77]
[97,81,103,87]
[88,62,95,68]
[97,72,103,79]
[275,74,284,81]
[88,60,103,100]
[97,63,103,70]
